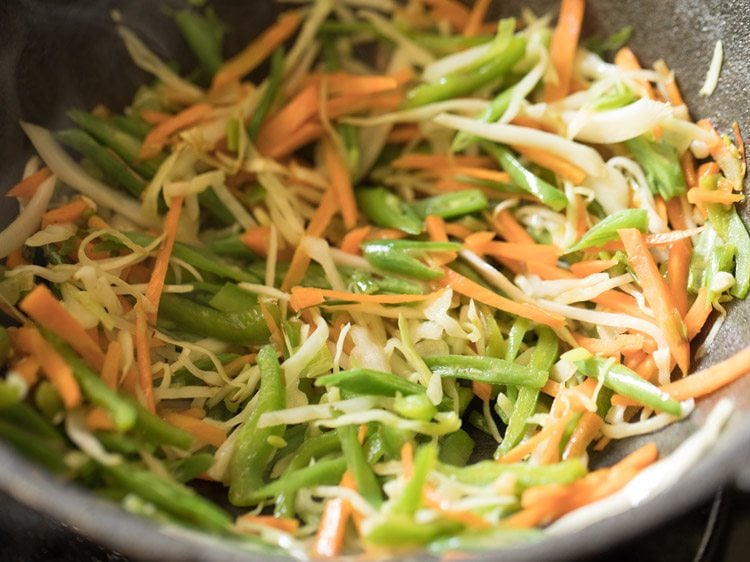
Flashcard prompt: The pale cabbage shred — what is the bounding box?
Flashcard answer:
[1,0,746,557]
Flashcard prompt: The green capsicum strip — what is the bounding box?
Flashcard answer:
[337,424,383,507]
[624,135,686,200]
[566,208,648,253]
[425,355,547,387]
[410,189,489,219]
[361,239,460,280]
[356,187,424,235]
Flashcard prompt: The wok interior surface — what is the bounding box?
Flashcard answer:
[1,0,749,560]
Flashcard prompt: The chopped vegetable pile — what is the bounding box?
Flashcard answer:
[1,0,749,557]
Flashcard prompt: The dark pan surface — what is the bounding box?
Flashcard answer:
[0,0,749,560]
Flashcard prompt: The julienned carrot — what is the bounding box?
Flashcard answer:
[569,259,618,277]
[11,355,40,386]
[238,515,299,534]
[19,284,105,371]
[424,0,471,30]
[685,288,712,340]
[492,210,536,244]
[526,262,576,280]
[161,412,226,448]
[618,228,690,374]
[391,153,496,171]
[466,237,562,267]
[562,411,604,459]
[145,196,184,323]
[326,90,404,119]
[463,0,491,37]
[442,268,566,330]
[134,301,156,413]
[340,226,371,255]
[667,237,691,318]
[289,287,439,311]
[498,412,576,464]
[25,328,82,409]
[101,340,122,391]
[323,136,358,230]
[441,167,511,184]
[6,167,52,198]
[472,380,493,402]
[545,0,585,102]
[306,188,339,238]
[401,441,414,480]
[313,498,352,558]
[264,121,326,160]
[211,11,301,93]
[686,188,743,206]
[140,109,170,125]
[680,152,698,189]
[512,145,587,185]
[425,215,448,242]
[614,47,656,100]
[658,345,750,402]
[386,125,421,144]
[537,413,571,465]
[86,407,116,431]
[654,59,685,106]
[306,73,399,96]
[139,103,212,159]
[256,84,320,155]
[240,225,273,258]
[41,197,91,228]
[281,246,312,293]
[592,290,651,321]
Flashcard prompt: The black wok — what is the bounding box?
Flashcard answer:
[0,0,749,560]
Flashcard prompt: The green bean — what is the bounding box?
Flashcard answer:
[95,431,139,455]
[247,48,285,140]
[624,135,686,200]
[356,187,423,235]
[584,26,633,57]
[159,293,269,344]
[394,393,437,421]
[337,424,382,506]
[440,457,586,489]
[393,442,436,516]
[0,419,69,473]
[566,209,648,253]
[132,401,194,450]
[348,270,425,296]
[166,453,216,483]
[254,456,347,499]
[174,8,224,78]
[46,334,137,431]
[379,424,414,460]
[482,142,567,211]
[404,36,526,108]
[56,129,147,197]
[67,110,164,178]
[361,240,460,280]
[316,368,427,398]
[367,517,464,546]
[410,189,488,219]
[498,328,557,456]
[438,429,475,467]
[707,203,750,299]
[198,188,237,226]
[206,235,256,259]
[109,114,152,139]
[103,463,231,533]
[226,118,241,153]
[229,345,286,505]
[410,32,493,56]
[425,355,547,387]
[34,381,64,422]
[0,402,64,443]
[274,431,341,517]
[573,355,682,416]
[208,283,260,312]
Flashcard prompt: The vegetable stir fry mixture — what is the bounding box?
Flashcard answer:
[1,0,749,557]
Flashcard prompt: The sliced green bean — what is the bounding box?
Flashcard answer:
[425,355,547,387]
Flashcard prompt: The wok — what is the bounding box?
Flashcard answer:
[0,0,749,560]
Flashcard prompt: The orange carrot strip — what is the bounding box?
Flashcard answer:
[424,0,471,30]
[19,285,105,370]
[527,262,576,280]
[289,287,438,311]
[401,441,414,480]
[240,225,272,258]
[685,288,712,341]
[11,356,40,386]
[161,412,226,447]
[145,196,184,323]
[134,301,155,413]
[6,168,52,198]
[469,239,562,267]
[257,84,320,154]
[101,340,122,391]
[443,223,474,240]
[326,90,404,119]
[312,498,352,558]
[592,289,651,321]
[139,109,170,125]
[513,145,588,184]
[619,228,690,373]
[6,248,27,269]
[211,11,301,93]
[463,0,491,37]
[541,379,562,397]
[391,153,496,170]
[386,125,421,144]
[498,412,576,464]
[308,72,399,96]
[264,121,325,160]
[425,215,448,242]
[614,47,656,99]
[442,268,566,329]
[306,188,339,238]
[687,188,743,206]
[25,328,81,409]
[139,103,212,159]
[472,381,493,402]
[562,411,604,459]
[86,408,116,431]
[666,237,691,318]
[41,198,90,228]
[340,226,371,255]
[281,246,312,294]
[681,152,698,189]
[323,136,358,230]
[654,60,685,106]
[238,515,299,534]
[658,345,750,401]
[443,166,511,184]
[570,259,618,277]
[545,0,585,102]
[492,210,535,244]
